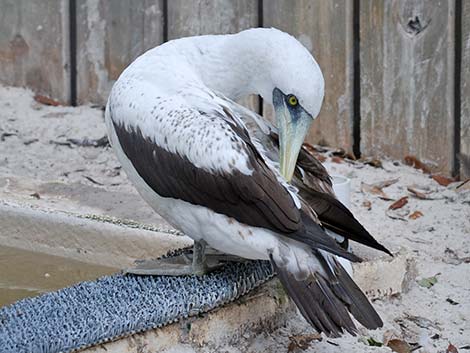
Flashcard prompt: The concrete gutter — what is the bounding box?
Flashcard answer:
[0,175,192,267]
[0,200,191,268]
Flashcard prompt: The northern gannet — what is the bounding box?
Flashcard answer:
[105,28,390,337]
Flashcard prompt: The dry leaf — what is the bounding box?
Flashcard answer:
[83,175,104,185]
[361,183,388,198]
[302,142,317,154]
[387,339,412,353]
[446,343,458,353]
[386,208,410,221]
[361,157,383,168]
[366,337,383,347]
[30,192,41,200]
[404,313,441,330]
[409,211,423,220]
[432,174,454,187]
[361,178,398,200]
[418,276,437,289]
[302,143,327,163]
[331,156,343,164]
[407,186,430,200]
[288,333,322,352]
[42,111,66,118]
[363,200,372,210]
[444,248,470,265]
[389,197,409,210]
[34,94,60,106]
[446,298,459,305]
[332,148,347,157]
[375,178,400,189]
[443,251,462,265]
[404,155,431,174]
[0,132,17,141]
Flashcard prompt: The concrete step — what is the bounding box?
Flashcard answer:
[0,175,191,268]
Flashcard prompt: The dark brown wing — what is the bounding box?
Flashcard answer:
[293,144,392,255]
[230,100,390,256]
[295,144,334,194]
[113,122,300,234]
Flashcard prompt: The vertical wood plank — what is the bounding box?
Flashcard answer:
[360,0,455,173]
[167,0,259,111]
[167,0,258,39]
[76,0,164,105]
[263,0,354,151]
[461,1,470,178]
[0,0,70,104]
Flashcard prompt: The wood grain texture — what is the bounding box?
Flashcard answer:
[168,0,259,112]
[0,0,70,104]
[262,0,354,151]
[76,0,164,105]
[360,0,455,173]
[461,1,470,178]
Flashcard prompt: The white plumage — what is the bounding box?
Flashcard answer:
[106,28,322,269]
[106,27,387,337]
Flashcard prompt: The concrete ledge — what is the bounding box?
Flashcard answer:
[353,250,416,299]
[0,200,191,268]
[82,280,295,353]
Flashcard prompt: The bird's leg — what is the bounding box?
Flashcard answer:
[191,239,207,275]
[124,240,242,276]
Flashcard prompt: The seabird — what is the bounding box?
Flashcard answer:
[105,28,391,337]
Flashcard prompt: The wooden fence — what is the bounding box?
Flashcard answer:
[0,0,468,178]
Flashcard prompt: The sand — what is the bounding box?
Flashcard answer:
[0,85,469,353]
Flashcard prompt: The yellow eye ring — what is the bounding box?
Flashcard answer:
[287,95,298,106]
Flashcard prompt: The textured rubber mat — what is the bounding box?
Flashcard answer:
[0,259,273,353]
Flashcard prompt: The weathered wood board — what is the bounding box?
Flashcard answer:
[0,0,70,104]
[0,0,464,174]
[360,0,455,174]
[167,0,259,112]
[461,1,470,178]
[76,0,164,105]
[262,0,354,152]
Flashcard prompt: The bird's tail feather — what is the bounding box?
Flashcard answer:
[270,251,382,337]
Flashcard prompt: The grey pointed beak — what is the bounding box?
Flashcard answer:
[272,88,313,182]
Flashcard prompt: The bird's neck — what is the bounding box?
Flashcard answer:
[164,31,275,102]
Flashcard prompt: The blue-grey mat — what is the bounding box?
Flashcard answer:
[0,259,274,353]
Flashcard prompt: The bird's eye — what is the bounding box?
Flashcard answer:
[287,95,298,106]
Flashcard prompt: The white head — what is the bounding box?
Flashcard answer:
[236,28,325,181]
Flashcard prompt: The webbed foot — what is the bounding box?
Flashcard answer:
[124,240,246,276]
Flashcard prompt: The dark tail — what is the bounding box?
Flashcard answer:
[270,252,383,337]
